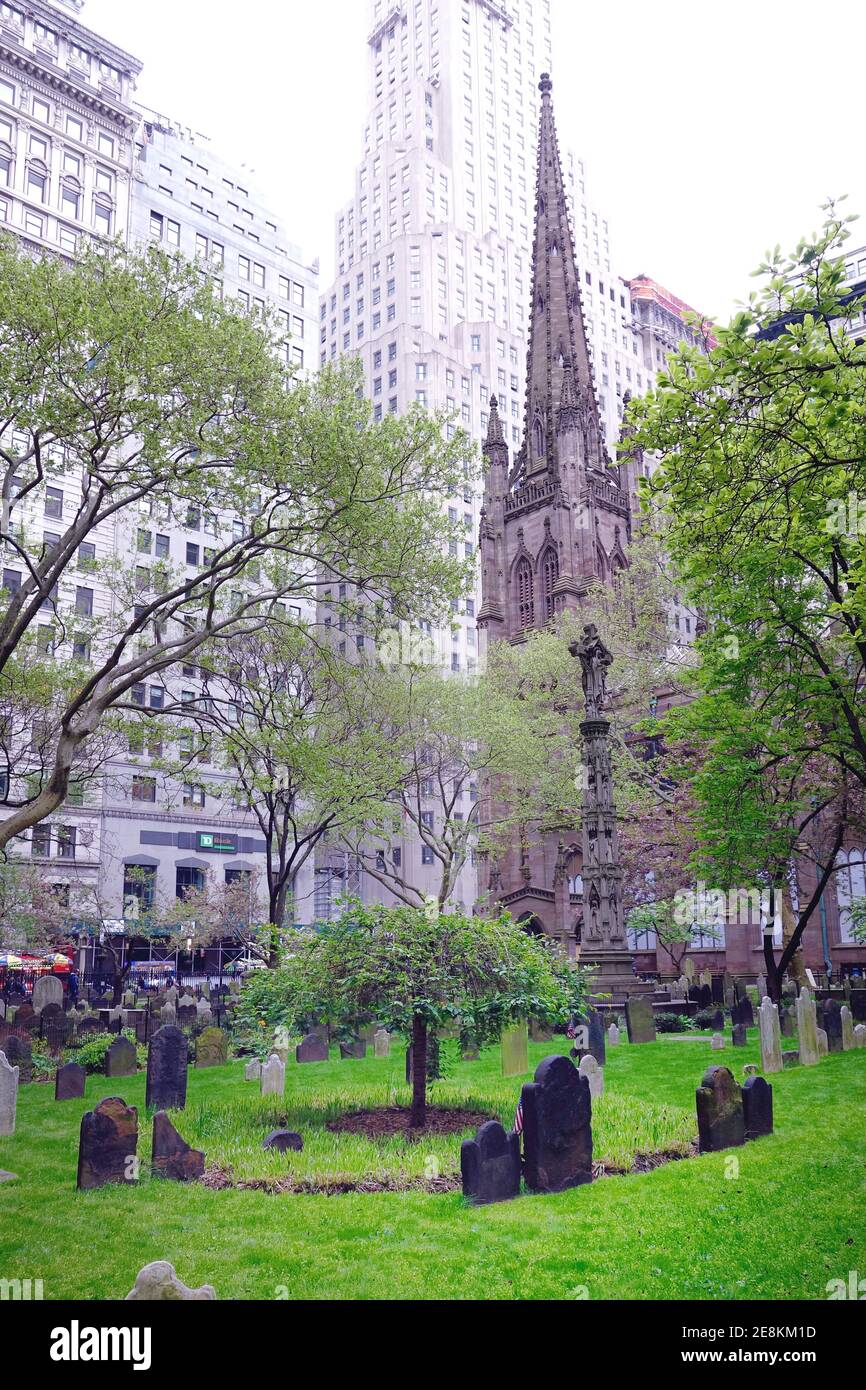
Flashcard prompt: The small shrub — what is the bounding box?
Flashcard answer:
[654,1012,691,1034]
[67,1029,146,1073]
[693,1007,725,1030]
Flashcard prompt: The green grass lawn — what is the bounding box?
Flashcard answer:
[1,1030,864,1300]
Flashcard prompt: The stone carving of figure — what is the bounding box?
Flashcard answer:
[569,623,614,717]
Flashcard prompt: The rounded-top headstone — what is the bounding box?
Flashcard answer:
[262,1129,304,1153]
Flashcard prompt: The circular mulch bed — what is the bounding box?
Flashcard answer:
[326,1106,491,1139]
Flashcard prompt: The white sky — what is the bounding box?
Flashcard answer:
[82,0,864,320]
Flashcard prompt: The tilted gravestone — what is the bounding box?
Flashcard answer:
[55,1062,86,1101]
[850,990,866,1023]
[151,1110,205,1181]
[578,1052,604,1098]
[696,1065,745,1153]
[796,988,820,1066]
[625,996,656,1044]
[500,1022,529,1078]
[742,1074,773,1140]
[461,1120,521,1206]
[32,974,63,1014]
[521,1054,593,1193]
[817,1027,829,1057]
[77,1096,138,1190]
[145,1026,188,1111]
[296,1033,329,1064]
[260,1053,285,1096]
[854,1023,866,1048]
[2,1035,32,1084]
[584,1010,606,1066]
[244,1059,262,1081]
[262,1129,304,1153]
[194,1027,228,1068]
[759,997,782,1074]
[339,1037,367,1060]
[820,999,843,1054]
[840,1006,855,1052]
[105,1036,137,1078]
[0,1050,19,1136]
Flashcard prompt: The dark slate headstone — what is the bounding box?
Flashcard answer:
[820,998,843,1053]
[696,1065,745,1153]
[194,1027,228,1068]
[76,1096,138,1190]
[710,976,724,1004]
[405,1034,440,1082]
[709,1008,724,1031]
[731,1023,747,1047]
[779,1006,795,1038]
[782,1048,800,1068]
[625,996,656,1044]
[296,1033,329,1063]
[55,1062,86,1100]
[339,1037,367,1060]
[742,1074,773,1140]
[76,1017,101,1036]
[521,1054,593,1193]
[177,1004,196,1027]
[151,1110,205,1181]
[850,990,866,1023]
[105,1037,137,1078]
[145,1026,188,1111]
[3,1036,32,1084]
[13,1003,35,1031]
[699,984,713,1009]
[43,1014,74,1052]
[262,1129,304,1153]
[460,1120,521,1205]
[98,1009,122,1034]
[584,1009,606,1066]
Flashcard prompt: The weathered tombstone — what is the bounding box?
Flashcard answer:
[2,1035,32,1084]
[699,969,712,989]
[105,1037,137,1078]
[607,1022,620,1046]
[194,1026,228,1069]
[32,974,63,1014]
[853,1023,866,1048]
[759,997,782,1074]
[625,996,656,1044]
[737,994,755,1028]
[731,1023,747,1047]
[0,1050,19,1135]
[816,1027,829,1057]
[578,1052,604,1098]
[373,1028,391,1058]
[14,1002,35,1031]
[244,1059,262,1080]
[177,993,196,1026]
[98,1008,122,1034]
[461,1043,480,1061]
[821,998,843,1053]
[77,1096,138,1190]
[696,1065,745,1153]
[460,1120,521,1206]
[260,1052,285,1096]
[840,1005,855,1052]
[160,1001,177,1027]
[805,968,818,989]
[55,1061,86,1100]
[742,1074,773,1140]
[779,1005,795,1038]
[195,999,213,1027]
[709,1008,724,1030]
[711,1032,725,1051]
[145,1026,188,1111]
[528,1019,554,1043]
[151,1110,205,1181]
[711,975,725,1005]
[521,1054,592,1193]
[296,1033,329,1064]
[125,1260,215,1301]
[796,988,820,1066]
[501,1022,529,1077]
[850,990,866,1023]
[743,1063,759,1076]
[699,984,713,1009]
[262,1129,303,1153]
[584,1010,606,1066]
[339,1036,367,1060]
[683,958,695,981]
[76,1016,100,1036]
[782,1049,800,1067]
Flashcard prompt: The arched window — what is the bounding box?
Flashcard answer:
[517,557,534,630]
[835,847,866,944]
[541,546,559,621]
[533,416,544,457]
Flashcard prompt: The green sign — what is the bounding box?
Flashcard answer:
[196,832,238,854]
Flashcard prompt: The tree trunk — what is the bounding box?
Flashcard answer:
[410,1013,428,1128]
[781,884,807,991]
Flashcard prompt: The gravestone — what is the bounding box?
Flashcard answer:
[260,1052,285,1096]
[796,988,820,1066]
[711,1032,725,1051]
[584,1010,606,1066]
[820,999,843,1053]
[779,1006,795,1038]
[850,990,866,1023]
[782,1049,800,1067]
[55,1062,86,1100]
[709,1008,724,1030]
[151,1110,205,1181]
[696,1065,745,1153]
[124,1261,215,1301]
[743,1063,759,1076]
[461,1043,480,1061]
[816,1027,829,1058]
[32,974,63,1014]
[105,1037,137,1078]
[339,1036,367,1060]
[699,969,712,989]
[607,1023,620,1046]
[76,1096,138,1190]
[373,1028,391,1058]
[805,968,818,989]
[2,1035,32,1084]
[625,996,656,1044]
[711,975,725,1005]
[755,974,766,1000]
[460,1120,521,1206]
[14,1002,35,1031]
[177,994,196,1026]
[840,1005,855,1052]
[0,1050,19,1135]
[521,1054,593,1193]
[684,958,695,980]
[145,1026,188,1111]
[854,1024,866,1048]
[759,997,782,1074]
[296,1033,328,1064]
[699,984,713,1009]
[194,1027,228,1068]
[731,1023,747,1047]
[160,1002,177,1028]
[98,1008,122,1034]
[76,1017,100,1036]
[742,1074,773,1140]
[262,1129,304,1153]
[501,1022,529,1077]
[244,1059,262,1080]
[732,996,754,1029]
[529,1019,554,1042]
[578,1053,604,1098]
[43,1011,74,1053]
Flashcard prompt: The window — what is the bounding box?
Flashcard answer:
[185,542,199,566]
[44,486,63,520]
[835,848,866,944]
[78,542,95,570]
[93,200,112,236]
[75,586,93,616]
[56,825,76,860]
[123,864,156,917]
[26,168,46,202]
[131,775,156,803]
[517,557,534,629]
[32,824,52,857]
[183,784,206,808]
[176,866,205,897]
[541,547,559,623]
[65,115,84,142]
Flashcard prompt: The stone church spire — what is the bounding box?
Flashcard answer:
[517,72,602,484]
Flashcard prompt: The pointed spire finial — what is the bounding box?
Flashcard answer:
[484,393,506,449]
[539,72,552,98]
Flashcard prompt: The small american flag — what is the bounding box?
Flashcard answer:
[566,1020,577,1039]
[513,1099,524,1134]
